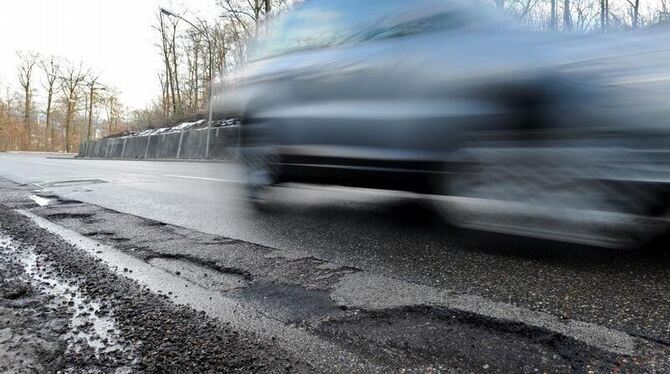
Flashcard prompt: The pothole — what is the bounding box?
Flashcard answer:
[45,212,94,220]
[148,257,248,292]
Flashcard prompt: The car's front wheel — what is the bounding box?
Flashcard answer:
[238,119,279,207]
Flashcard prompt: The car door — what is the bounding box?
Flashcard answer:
[250,0,418,163]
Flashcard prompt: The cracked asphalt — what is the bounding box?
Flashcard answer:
[1,152,670,372]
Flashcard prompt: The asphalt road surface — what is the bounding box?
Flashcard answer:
[1,152,669,372]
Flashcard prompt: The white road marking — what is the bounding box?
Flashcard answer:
[164,174,240,183]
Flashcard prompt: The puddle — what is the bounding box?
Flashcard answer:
[0,233,126,356]
[29,194,52,206]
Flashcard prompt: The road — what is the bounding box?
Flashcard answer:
[1,152,670,371]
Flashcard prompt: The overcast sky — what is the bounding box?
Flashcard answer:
[0,0,218,110]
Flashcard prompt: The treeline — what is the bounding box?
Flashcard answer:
[2,0,668,152]
[501,0,669,31]
[146,0,291,126]
[0,54,124,153]
[0,0,290,153]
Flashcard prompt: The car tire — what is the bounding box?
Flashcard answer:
[238,118,279,208]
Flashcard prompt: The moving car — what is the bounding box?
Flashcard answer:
[213,0,670,245]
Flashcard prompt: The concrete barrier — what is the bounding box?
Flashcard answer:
[146,133,181,159]
[179,129,207,159]
[77,126,240,161]
[208,127,240,159]
[123,136,150,159]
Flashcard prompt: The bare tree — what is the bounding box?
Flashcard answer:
[551,0,558,29]
[572,0,599,31]
[658,0,670,22]
[17,51,38,150]
[184,32,201,111]
[40,55,60,151]
[158,11,178,115]
[563,0,573,30]
[600,0,610,31]
[84,73,105,141]
[158,72,169,116]
[162,11,185,116]
[218,0,287,36]
[218,0,257,37]
[59,61,88,153]
[101,89,123,136]
[627,0,641,29]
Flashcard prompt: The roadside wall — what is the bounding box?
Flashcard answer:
[77,126,240,160]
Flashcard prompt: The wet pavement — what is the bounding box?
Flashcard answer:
[1,153,670,372]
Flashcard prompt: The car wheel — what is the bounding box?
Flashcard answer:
[238,119,279,208]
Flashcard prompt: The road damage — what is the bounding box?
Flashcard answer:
[1,177,669,372]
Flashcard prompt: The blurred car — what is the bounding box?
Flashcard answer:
[213,0,670,245]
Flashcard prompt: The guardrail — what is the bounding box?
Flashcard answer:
[77,126,240,160]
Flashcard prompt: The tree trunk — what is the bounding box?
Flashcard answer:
[171,23,182,115]
[160,13,177,115]
[87,85,94,141]
[550,0,557,29]
[17,53,37,150]
[64,99,73,153]
[194,42,199,110]
[254,0,261,35]
[45,89,52,151]
[633,0,640,29]
[23,85,30,150]
[563,0,572,31]
[159,73,168,116]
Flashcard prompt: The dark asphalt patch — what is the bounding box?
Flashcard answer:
[44,212,95,220]
[231,282,344,325]
[316,305,627,372]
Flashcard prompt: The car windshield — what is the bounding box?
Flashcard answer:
[250,0,493,60]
